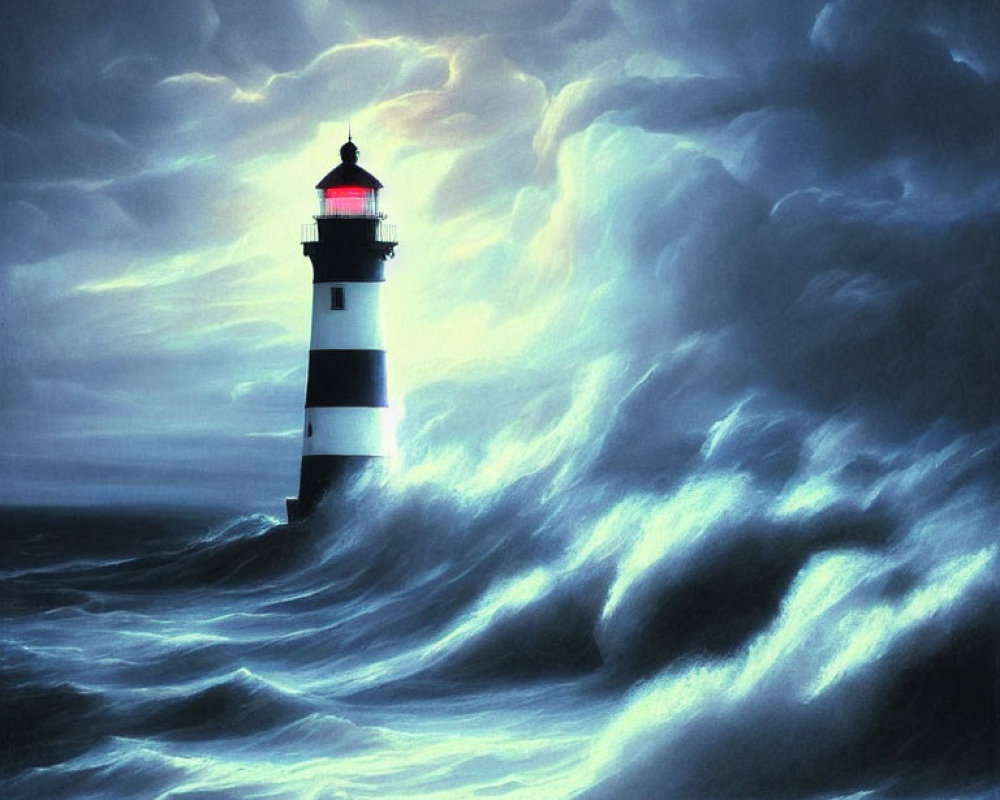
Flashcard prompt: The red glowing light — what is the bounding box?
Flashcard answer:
[323,185,373,215]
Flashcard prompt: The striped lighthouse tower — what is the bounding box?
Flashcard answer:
[286,137,397,522]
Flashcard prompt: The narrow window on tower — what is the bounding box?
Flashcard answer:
[331,286,345,310]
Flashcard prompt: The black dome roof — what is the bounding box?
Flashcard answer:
[315,138,383,190]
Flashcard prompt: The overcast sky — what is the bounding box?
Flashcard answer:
[2,0,998,511]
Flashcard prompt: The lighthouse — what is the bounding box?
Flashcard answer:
[286,137,397,522]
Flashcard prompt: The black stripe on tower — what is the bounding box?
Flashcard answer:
[288,455,379,522]
[305,349,387,407]
[305,248,385,283]
[304,218,394,283]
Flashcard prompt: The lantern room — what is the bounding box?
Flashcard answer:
[315,138,383,218]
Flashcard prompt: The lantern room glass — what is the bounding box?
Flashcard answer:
[319,186,378,217]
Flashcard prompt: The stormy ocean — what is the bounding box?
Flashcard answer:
[3,419,997,799]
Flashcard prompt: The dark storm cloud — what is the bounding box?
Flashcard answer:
[615,0,1000,198]
[578,150,1000,475]
[762,8,1000,195]
[1,0,216,180]
[533,2,1000,445]
[532,73,759,177]
[622,75,758,131]
[0,0,347,168]
[344,0,578,39]
[1,160,249,267]
[0,0,382,266]
[429,134,537,220]
[922,1,1000,79]
[344,0,624,90]
[373,36,544,149]
[614,0,825,73]
[640,169,994,428]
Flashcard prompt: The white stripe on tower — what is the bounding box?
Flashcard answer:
[310,282,384,350]
[301,407,393,456]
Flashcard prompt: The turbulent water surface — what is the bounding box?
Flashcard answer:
[3,425,996,799]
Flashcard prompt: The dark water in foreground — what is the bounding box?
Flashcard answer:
[1,455,996,799]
